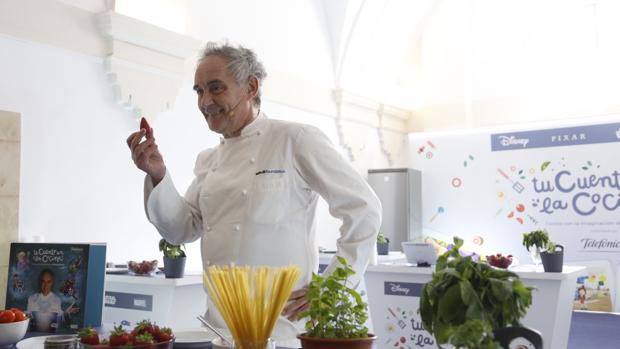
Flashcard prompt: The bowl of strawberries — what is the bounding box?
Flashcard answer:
[78,320,174,348]
[127,260,158,276]
[486,253,513,269]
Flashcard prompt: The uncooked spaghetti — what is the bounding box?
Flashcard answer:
[203,265,301,349]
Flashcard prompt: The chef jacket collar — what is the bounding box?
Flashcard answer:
[219,110,267,144]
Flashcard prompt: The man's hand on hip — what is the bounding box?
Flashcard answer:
[282,286,309,322]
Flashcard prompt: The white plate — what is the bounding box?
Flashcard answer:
[173,329,217,348]
[16,335,70,349]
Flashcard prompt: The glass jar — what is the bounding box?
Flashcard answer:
[212,338,275,349]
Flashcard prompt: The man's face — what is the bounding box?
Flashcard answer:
[193,55,252,138]
[41,273,53,295]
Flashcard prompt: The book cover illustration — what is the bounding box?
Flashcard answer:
[573,269,612,312]
[5,243,90,333]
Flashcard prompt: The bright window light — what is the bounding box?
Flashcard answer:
[115,0,188,34]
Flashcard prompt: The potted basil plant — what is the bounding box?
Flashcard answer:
[419,237,534,348]
[297,256,376,349]
[376,231,389,255]
[159,239,186,278]
[540,240,564,273]
[522,230,550,266]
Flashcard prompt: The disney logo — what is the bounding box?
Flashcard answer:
[389,283,410,295]
[499,135,530,148]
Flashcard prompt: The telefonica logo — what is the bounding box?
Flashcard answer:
[499,135,530,148]
[581,238,620,250]
[389,283,410,295]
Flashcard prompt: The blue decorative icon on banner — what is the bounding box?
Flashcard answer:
[491,122,620,151]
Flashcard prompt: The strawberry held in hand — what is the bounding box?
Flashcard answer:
[78,327,100,345]
[140,116,154,139]
[140,117,150,132]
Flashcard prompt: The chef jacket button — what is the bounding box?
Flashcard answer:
[250,158,256,163]
[234,225,240,231]
[206,226,211,232]
[205,260,210,265]
[242,189,248,196]
[256,131,261,136]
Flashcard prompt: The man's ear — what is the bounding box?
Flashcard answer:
[247,75,259,99]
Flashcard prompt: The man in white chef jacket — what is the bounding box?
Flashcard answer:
[127,42,382,341]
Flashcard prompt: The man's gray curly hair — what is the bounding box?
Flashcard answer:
[200,42,267,107]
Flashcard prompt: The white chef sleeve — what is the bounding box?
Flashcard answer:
[293,125,382,287]
[144,167,204,245]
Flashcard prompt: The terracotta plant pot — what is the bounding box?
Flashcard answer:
[297,333,376,349]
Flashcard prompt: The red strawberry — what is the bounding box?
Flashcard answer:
[156,327,174,342]
[152,325,161,339]
[140,117,150,131]
[134,319,157,337]
[133,332,155,348]
[109,324,130,347]
[78,327,100,345]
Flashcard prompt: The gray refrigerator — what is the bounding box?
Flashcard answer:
[367,168,422,251]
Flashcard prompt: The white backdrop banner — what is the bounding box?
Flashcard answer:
[407,120,620,311]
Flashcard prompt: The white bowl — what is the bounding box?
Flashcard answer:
[211,337,233,349]
[401,242,438,266]
[0,318,30,346]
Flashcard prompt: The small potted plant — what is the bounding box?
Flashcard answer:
[522,230,550,266]
[376,231,389,255]
[419,237,534,348]
[540,240,564,273]
[158,239,186,278]
[297,256,376,349]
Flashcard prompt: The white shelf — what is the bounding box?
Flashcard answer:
[105,273,203,286]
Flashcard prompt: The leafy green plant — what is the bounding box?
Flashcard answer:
[546,240,557,253]
[299,256,369,338]
[377,231,389,244]
[158,239,186,259]
[522,230,550,251]
[419,237,534,348]
[448,320,501,349]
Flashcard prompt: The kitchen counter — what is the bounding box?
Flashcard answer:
[365,263,585,349]
[12,332,297,348]
[103,273,206,330]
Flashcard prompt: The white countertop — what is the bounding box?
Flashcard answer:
[366,263,586,280]
[105,273,204,286]
[320,251,407,265]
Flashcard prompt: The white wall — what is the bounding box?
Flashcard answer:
[413,0,620,130]
[0,34,211,271]
[0,32,395,272]
[186,0,335,88]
